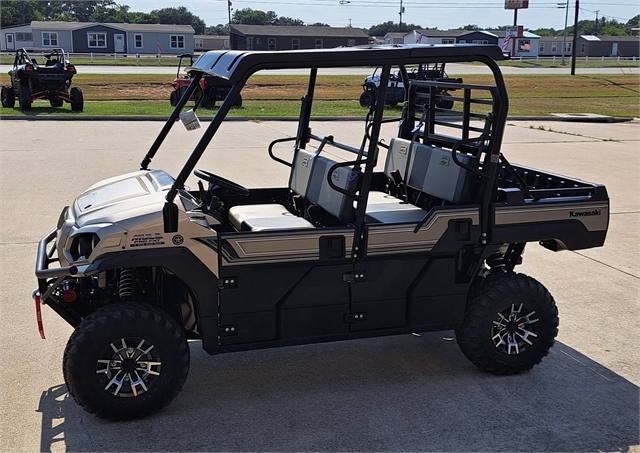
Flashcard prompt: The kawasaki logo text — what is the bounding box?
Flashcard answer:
[570,210,601,217]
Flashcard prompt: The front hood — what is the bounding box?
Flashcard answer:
[73,170,174,227]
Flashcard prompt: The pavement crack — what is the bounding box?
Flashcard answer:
[571,251,639,280]
[80,411,96,450]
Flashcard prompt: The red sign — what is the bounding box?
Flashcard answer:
[505,0,529,9]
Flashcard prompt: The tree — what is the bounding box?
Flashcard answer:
[275,16,304,26]
[206,24,230,35]
[457,24,480,31]
[600,25,627,36]
[151,6,206,34]
[308,22,330,27]
[232,8,277,25]
[531,28,555,36]
[0,1,43,27]
[365,21,424,37]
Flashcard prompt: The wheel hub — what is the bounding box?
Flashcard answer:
[95,337,161,397]
[491,303,540,355]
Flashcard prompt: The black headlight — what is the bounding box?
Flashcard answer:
[69,233,100,261]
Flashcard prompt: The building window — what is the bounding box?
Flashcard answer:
[442,38,455,44]
[539,42,545,52]
[268,38,276,51]
[88,32,107,48]
[134,34,143,48]
[16,32,33,41]
[42,32,58,47]
[256,38,262,45]
[223,39,230,49]
[580,42,585,54]
[170,35,185,49]
[472,40,488,44]
[565,42,572,53]
[194,38,203,49]
[315,39,323,49]
[347,39,355,47]
[551,42,557,53]
[459,39,467,43]
[292,38,300,50]
[518,39,531,52]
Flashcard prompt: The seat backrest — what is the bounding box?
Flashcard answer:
[385,138,478,204]
[289,148,358,224]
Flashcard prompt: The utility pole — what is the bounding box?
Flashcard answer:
[594,10,599,35]
[559,2,570,66]
[571,0,579,75]
[399,0,404,28]
[228,1,232,27]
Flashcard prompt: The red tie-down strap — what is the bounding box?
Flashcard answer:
[33,292,46,340]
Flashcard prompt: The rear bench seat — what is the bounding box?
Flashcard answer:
[228,148,358,231]
[365,138,477,224]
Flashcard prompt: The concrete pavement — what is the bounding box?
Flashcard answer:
[0,118,638,452]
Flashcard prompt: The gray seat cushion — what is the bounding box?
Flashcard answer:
[365,191,427,224]
[228,204,314,231]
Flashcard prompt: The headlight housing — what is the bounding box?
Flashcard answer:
[69,233,100,261]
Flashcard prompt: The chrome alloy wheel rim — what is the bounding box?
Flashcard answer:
[95,337,162,397]
[491,303,539,355]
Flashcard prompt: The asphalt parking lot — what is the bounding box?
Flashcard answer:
[0,117,638,452]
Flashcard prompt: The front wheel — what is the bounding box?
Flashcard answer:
[63,302,190,420]
[455,273,559,375]
[19,85,31,111]
[359,90,375,108]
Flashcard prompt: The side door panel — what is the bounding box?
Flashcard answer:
[217,228,354,345]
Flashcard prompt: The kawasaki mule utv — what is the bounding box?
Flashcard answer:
[34,44,609,420]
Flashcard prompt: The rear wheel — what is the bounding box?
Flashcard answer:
[19,85,31,111]
[233,93,242,108]
[70,87,83,111]
[455,273,559,375]
[169,90,179,107]
[1,86,15,108]
[63,302,190,420]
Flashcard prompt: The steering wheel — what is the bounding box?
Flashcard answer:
[194,169,250,196]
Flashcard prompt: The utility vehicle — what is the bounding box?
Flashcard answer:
[359,62,462,108]
[34,45,609,420]
[170,53,241,108]
[1,48,83,111]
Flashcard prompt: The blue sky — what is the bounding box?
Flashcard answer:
[122,0,639,32]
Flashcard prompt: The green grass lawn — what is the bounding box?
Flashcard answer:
[1,73,637,118]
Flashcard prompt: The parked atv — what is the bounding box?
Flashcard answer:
[170,53,242,108]
[35,45,609,420]
[360,62,462,109]
[1,48,83,112]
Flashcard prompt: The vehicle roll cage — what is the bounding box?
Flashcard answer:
[139,45,509,252]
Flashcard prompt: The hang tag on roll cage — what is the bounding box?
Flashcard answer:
[179,109,201,132]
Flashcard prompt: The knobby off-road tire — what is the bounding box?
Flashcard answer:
[1,86,15,108]
[169,90,179,107]
[63,302,190,420]
[359,90,375,108]
[19,85,31,111]
[455,273,559,375]
[70,87,83,112]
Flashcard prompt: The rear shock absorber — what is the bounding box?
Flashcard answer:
[486,250,507,275]
[118,268,136,301]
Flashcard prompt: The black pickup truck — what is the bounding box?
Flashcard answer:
[34,44,608,420]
